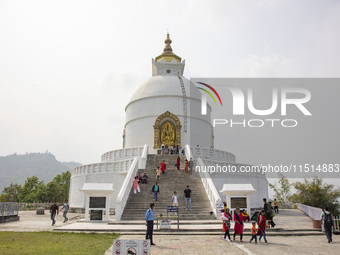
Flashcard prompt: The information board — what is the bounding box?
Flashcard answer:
[231,197,247,208]
[167,206,178,212]
[159,219,171,229]
[89,197,106,208]
[216,203,224,218]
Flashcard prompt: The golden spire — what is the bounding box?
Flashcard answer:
[163,33,173,53]
[155,33,181,63]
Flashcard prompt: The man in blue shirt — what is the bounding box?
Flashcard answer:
[60,200,69,223]
[145,203,156,245]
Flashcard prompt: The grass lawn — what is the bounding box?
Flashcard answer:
[0,231,120,255]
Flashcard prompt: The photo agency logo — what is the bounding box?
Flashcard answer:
[196,82,223,114]
[195,80,312,128]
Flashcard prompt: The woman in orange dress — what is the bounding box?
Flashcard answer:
[184,159,189,173]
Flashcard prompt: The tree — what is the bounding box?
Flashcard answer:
[52,171,71,201]
[19,176,45,202]
[0,183,22,202]
[290,177,340,215]
[45,181,63,202]
[268,173,291,202]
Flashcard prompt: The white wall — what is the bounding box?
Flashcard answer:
[69,172,127,208]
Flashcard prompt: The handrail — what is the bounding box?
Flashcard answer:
[196,158,222,217]
[115,144,148,221]
[185,144,192,160]
[115,157,139,221]
[295,203,323,220]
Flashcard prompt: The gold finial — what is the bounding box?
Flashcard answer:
[155,32,181,62]
[163,33,173,53]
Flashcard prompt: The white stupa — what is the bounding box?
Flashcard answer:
[124,33,213,151]
[69,34,268,219]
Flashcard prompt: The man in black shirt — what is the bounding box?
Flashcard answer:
[183,185,192,210]
[50,201,59,226]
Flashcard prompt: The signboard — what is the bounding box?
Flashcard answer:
[159,219,171,229]
[167,206,178,213]
[113,240,150,255]
[216,203,224,218]
[90,210,103,220]
[89,197,106,208]
[231,197,247,208]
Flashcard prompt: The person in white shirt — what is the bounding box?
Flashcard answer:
[172,191,179,206]
[172,191,179,215]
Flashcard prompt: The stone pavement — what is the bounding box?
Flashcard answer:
[0,211,83,232]
[105,234,339,255]
[1,209,339,254]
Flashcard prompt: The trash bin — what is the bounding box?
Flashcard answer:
[90,210,103,220]
[294,204,297,209]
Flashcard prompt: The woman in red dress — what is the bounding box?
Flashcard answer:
[233,208,245,242]
[176,156,180,170]
[257,210,269,244]
[160,160,166,174]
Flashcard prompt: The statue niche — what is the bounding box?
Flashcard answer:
[153,111,181,149]
[161,121,175,147]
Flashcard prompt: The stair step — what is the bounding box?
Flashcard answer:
[121,154,213,221]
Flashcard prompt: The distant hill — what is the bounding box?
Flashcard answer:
[0,152,81,192]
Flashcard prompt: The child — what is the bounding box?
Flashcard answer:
[156,167,161,182]
[249,221,258,244]
[220,208,232,242]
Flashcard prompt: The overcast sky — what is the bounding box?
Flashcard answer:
[0,0,339,164]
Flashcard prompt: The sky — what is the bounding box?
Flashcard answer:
[0,0,340,165]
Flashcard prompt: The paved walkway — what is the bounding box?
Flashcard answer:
[106,234,339,255]
[1,209,339,254]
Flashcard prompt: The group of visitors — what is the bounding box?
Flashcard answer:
[220,206,269,244]
[49,200,69,226]
[175,156,189,173]
[161,144,180,155]
[133,172,149,194]
[161,144,186,155]
[263,198,276,227]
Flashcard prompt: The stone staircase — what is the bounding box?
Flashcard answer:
[120,154,216,221]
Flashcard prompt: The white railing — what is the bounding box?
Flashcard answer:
[185,144,192,160]
[115,144,148,221]
[72,158,135,176]
[296,203,323,220]
[114,157,139,221]
[101,146,144,162]
[138,144,148,169]
[196,158,222,216]
[190,146,236,162]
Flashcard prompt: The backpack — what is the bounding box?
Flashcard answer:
[324,213,333,227]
